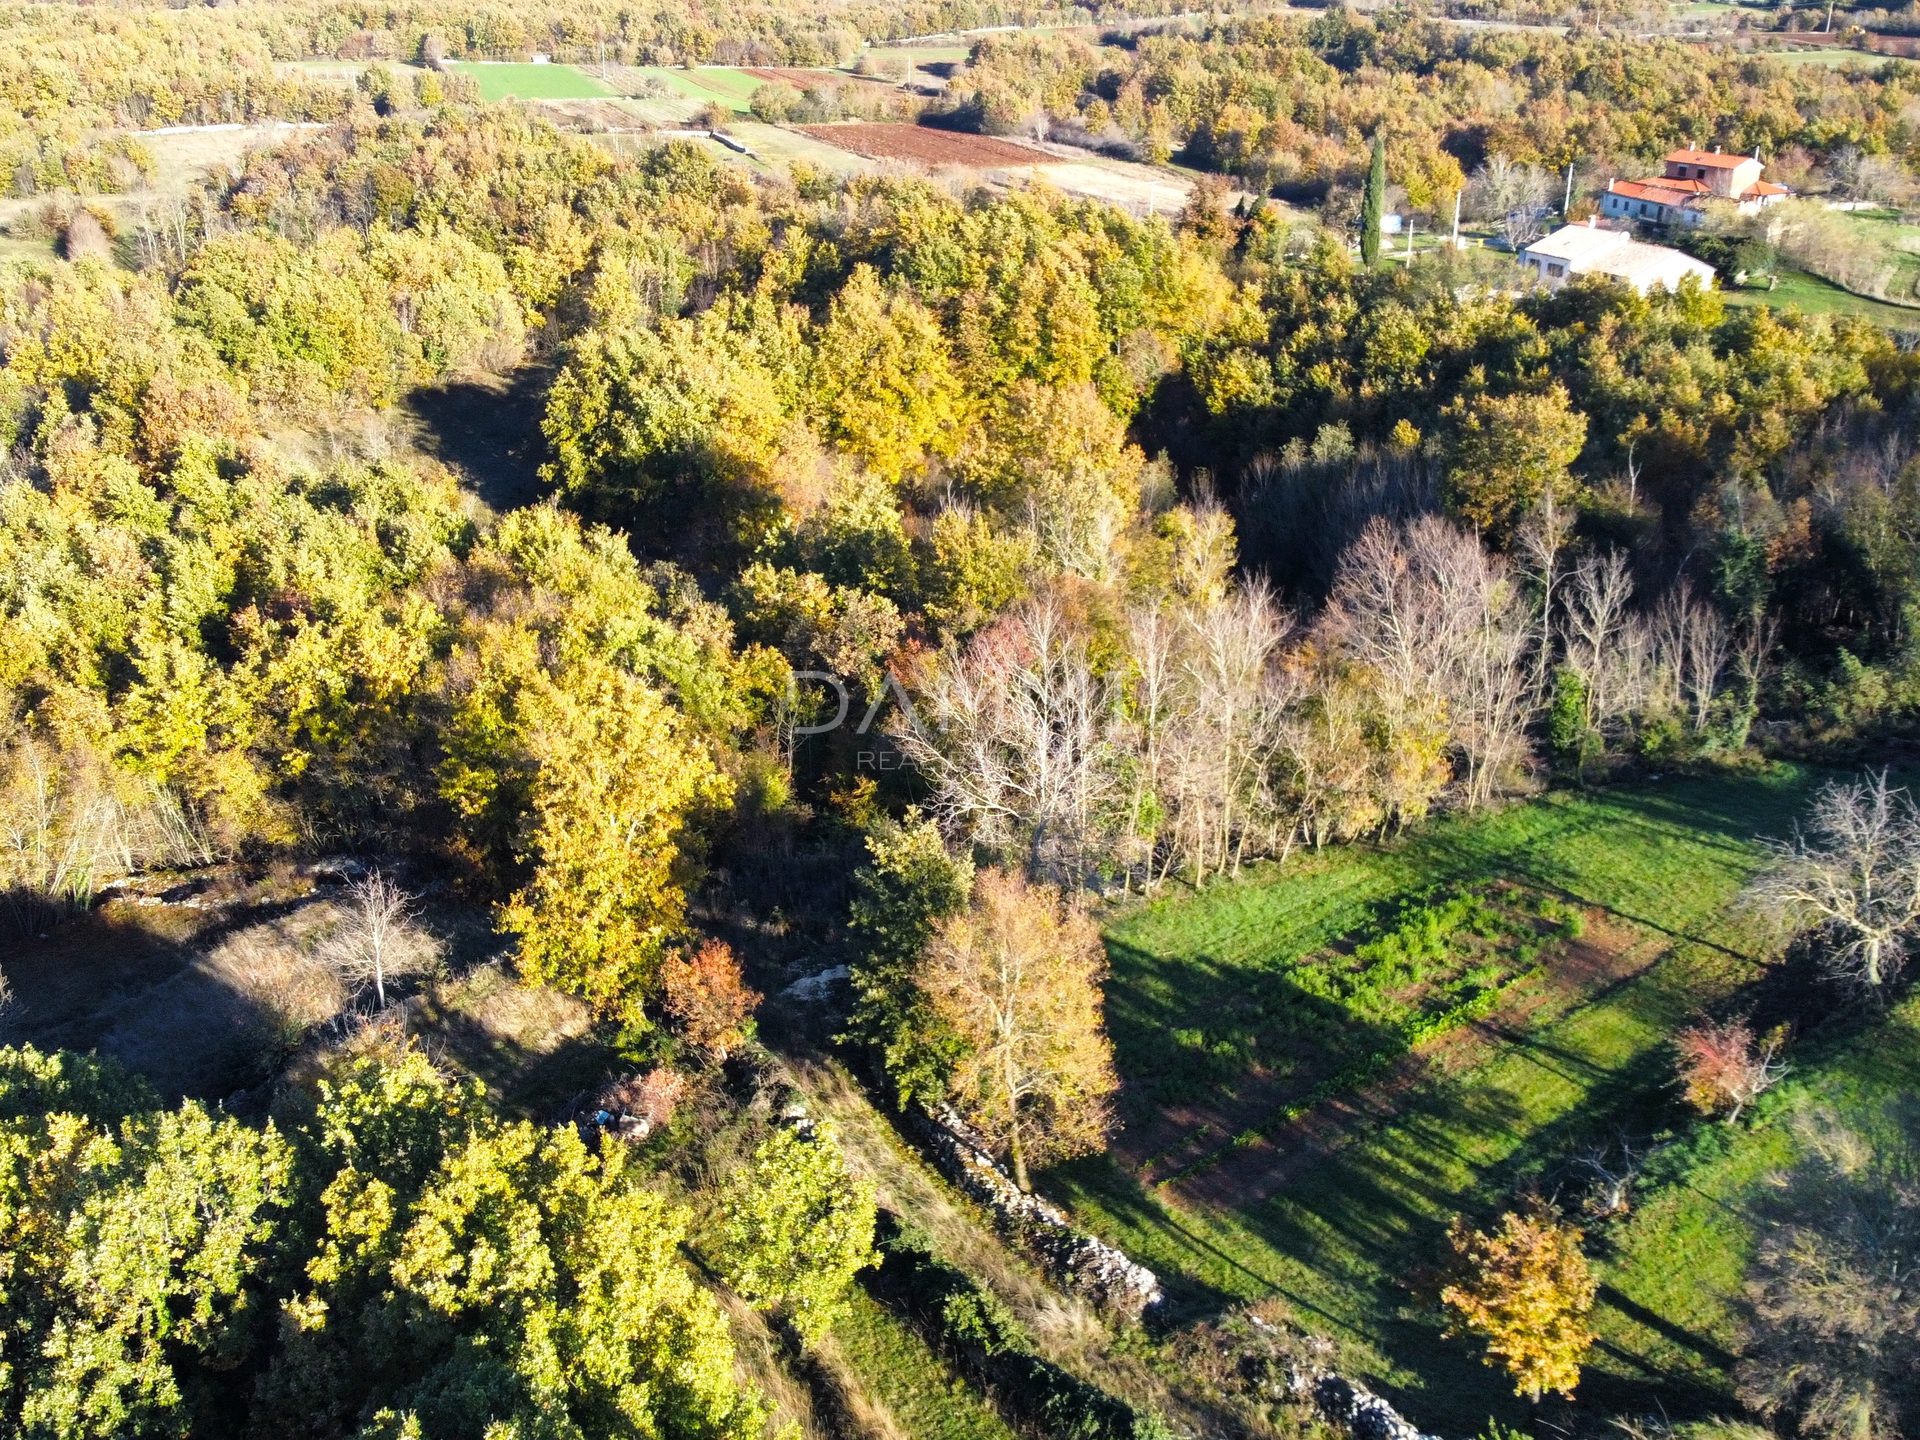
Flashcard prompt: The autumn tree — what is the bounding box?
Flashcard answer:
[954,381,1145,577]
[540,317,789,512]
[257,1046,768,1439]
[446,644,733,1023]
[710,1124,878,1342]
[1444,386,1588,537]
[1439,1201,1597,1401]
[662,939,761,1061]
[918,867,1118,1192]
[0,1046,291,1438]
[1736,1109,1920,1440]
[810,263,964,483]
[1674,1017,1787,1124]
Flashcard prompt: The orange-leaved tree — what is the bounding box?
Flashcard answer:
[918,867,1116,1192]
[1439,1201,1597,1401]
[663,940,762,1061]
[1674,1017,1787,1124]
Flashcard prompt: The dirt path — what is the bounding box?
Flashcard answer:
[1156,911,1664,1212]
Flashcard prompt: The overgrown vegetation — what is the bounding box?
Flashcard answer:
[8,4,1920,1438]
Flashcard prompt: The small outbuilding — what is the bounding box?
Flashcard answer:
[1518,221,1716,295]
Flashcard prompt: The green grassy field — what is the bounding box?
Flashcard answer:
[449,62,614,101]
[1722,266,1920,328]
[632,66,765,111]
[1597,994,1920,1404]
[1051,768,1827,1434]
[834,1291,1020,1440]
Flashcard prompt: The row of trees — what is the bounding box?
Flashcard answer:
[900,511,1749,889]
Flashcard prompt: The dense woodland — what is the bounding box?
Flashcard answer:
[4,1,1920,1438]
[951,14,1920,186]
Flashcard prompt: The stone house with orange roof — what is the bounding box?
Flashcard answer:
[1600,149,1791,226]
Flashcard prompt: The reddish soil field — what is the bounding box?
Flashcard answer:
[795,122,1047,167]
[740,67,897,88]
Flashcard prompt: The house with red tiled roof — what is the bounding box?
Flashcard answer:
[1599,149,1790,226]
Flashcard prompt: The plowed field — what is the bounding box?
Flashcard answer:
[796,123,1045,166]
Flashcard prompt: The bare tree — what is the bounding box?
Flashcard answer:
[1165,583,1295,880]
[1468,154,1552,249]
[1123,602,1182,875]
[1736,1109,1920,1440]
[900,596,1122,883]
[325,869,444,1009]
[1652,580,1730,733]
[1562,550,1638,732]
[1571,1136,1662,1220]
[1518,488,1575,701]
[1752,771,1920,992]
[1328,517,1534,814]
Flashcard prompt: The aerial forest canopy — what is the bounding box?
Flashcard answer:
[4,0,1920,1438]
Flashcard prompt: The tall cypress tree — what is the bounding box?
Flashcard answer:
[1361,133,1386,268]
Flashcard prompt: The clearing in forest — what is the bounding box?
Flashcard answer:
[1050,768,1822,1435]
[448,62,615,101]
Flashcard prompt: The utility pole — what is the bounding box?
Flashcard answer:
[1406,213,1415,262]
[1564,161,1575,217]
[1452,188,1461,248]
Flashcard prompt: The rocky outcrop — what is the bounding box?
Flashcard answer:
[1292,1368,1447,1440]
[914,1106,1164,1320]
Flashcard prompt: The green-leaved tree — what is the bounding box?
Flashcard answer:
[1362,133,1387,269]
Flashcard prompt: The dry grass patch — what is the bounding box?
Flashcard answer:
[410,961,608,1114]
[99,902,348,1098]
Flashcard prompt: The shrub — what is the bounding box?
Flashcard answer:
[1674,1017,1787,1123]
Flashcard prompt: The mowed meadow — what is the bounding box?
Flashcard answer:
[1047,766,1876,1434]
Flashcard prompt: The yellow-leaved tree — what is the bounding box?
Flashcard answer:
[444,631,731,1021]
[1443,385,1588,538]
[1439,1201,1597,1401]
[809,263,964,483]
[919,867,1117,1192]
